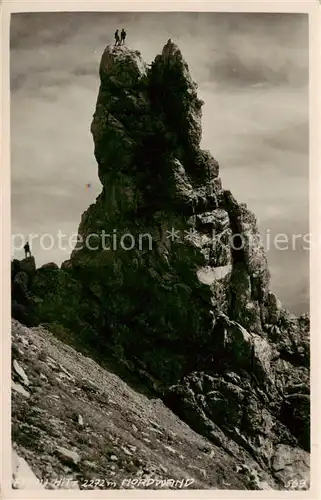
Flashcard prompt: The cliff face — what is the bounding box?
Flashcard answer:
[11,41,310,489]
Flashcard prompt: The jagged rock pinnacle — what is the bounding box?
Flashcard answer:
[11,42,310,487]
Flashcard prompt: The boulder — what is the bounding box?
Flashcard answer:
[40,262,59,270]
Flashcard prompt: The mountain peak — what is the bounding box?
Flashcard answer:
[11,41,310,488]
[99,44,147,87]
[162,38,182,56]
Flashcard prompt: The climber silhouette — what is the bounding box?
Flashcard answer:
[120,28,127,45]
[24,241,31,259]
[114,29,120,46]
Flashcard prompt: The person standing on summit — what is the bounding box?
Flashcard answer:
[120,28,127,45]
[114,29,120,46]
[24,241,31,259]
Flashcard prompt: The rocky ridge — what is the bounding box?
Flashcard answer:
[11,40,310,490]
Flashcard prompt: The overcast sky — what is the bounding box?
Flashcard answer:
[10,12,309,315]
